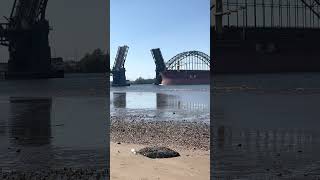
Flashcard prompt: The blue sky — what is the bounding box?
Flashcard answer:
[110,0,210,80]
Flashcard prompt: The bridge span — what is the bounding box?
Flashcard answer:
[151,49,210,85]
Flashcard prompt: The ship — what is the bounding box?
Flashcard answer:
[151,49,210,85]
[212,27,320,74]
[211,0,320,74]
[161,70,210,85]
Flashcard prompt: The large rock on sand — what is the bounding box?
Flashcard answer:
[137,147,180,159]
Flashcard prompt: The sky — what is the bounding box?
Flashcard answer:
[111,0,210,80]
[0,0,109,62]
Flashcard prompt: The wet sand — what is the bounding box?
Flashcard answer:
[110,115,210,180]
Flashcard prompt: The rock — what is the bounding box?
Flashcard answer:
[137,147,180,159]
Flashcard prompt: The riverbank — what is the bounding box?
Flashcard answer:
[110,142,209,180]
[0,168,108,180]
[110,115,210,151]
[110,115,210,180]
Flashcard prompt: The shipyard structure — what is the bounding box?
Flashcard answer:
[212,0,320,74]
[151,48,210,85]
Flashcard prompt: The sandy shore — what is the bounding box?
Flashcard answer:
[110,116,210,180]
[110,142,210,180]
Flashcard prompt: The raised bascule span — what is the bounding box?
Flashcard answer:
[111,45,130,86]
[151,48,210,85]
[212,0,320,74]
[0,0,64,79]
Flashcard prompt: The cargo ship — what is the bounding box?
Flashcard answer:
[211,0,320,74]
[212,27,320,74]
[160,70,210,85]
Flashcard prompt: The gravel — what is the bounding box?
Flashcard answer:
[110,115,210,151]
[0,168,108,180]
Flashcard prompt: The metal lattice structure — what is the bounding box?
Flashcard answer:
[112,45,129,71]
[0,0,52,78]
[166,51,210,71]
[151,48,166,85]
[214,0,320,29]
[112,45,130,86]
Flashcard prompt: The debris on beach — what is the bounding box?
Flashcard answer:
[137,147,180,159]
[131,148,137,155]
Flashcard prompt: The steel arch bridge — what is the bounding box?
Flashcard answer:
[166,51,210,71]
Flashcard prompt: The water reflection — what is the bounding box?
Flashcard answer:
[113,92,126,108]
[112,92,208,111]
[9,97,52,146]
[213,125,318,177]
[213,75,320,178]
[0,97,55,171]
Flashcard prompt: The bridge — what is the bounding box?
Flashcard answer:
[111,45,130,86]
[0,0,63,79]
[151,49,210,85]
[212,0,320,73]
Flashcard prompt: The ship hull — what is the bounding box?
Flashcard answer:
[161,70,209,85]
[212,27,320,74]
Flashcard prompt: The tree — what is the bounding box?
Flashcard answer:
[79,48,108,73]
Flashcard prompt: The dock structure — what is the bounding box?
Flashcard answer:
[111,45,130,86]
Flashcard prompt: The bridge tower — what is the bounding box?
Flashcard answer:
[212,0,223,34]
[151,48,166,85]
[112,45,130,86]
[0,0,53,79]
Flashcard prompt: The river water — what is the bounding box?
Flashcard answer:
[213,73,320,179]
[110,84,210,123]
[0,74,108,172]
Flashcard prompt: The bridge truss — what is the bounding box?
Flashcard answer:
[0,0,52,78]
[166,51,210,71]
[111,45,130,86]
[216,0,320,29]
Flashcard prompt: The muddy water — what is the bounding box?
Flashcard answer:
[0,74,108,172]
[213,73,320,179]
[110,84,210,123]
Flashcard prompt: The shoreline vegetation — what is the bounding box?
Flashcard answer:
[63,49,108,73]
[129,77,156,84]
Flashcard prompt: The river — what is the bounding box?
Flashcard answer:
[213,73,320,179]
[110,84,210,123]
[0,73,108,172]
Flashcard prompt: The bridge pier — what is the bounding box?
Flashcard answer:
[112,68,129,86]
[6,20,52,79]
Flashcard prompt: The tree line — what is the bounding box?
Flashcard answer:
[64,48,109,73]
